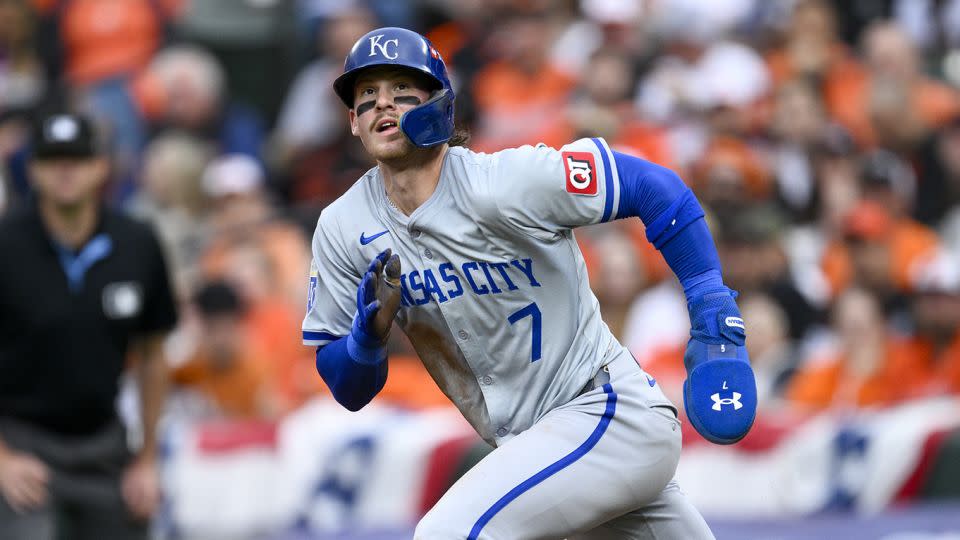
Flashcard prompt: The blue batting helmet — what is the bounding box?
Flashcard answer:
[333,27,455,148]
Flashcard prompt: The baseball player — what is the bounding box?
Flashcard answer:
[302,27,757,539]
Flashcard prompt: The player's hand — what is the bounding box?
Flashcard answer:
[0,449,50,513]
[682,289,757,445]
[354,248,402,345]
[121,455,160,520]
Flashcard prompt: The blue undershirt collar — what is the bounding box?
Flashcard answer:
[53,233,113,293]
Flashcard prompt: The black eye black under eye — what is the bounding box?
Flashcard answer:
[356,100,376,115]
[355,95,422,116]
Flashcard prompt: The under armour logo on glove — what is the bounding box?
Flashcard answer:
[682,288,757,444]
[711,391,743,411]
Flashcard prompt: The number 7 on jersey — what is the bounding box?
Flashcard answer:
[508,302,542,362]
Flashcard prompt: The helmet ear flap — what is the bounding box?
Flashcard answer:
[400,89,455,147]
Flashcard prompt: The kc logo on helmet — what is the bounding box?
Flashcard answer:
[562,151,598,196]
[369,34,399,59]
[711,392,743,411]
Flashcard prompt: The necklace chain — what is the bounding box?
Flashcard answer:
[386,193,401,212]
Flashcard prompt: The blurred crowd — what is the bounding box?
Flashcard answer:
[1,0,959,425]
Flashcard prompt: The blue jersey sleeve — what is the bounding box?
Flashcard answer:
[613,151,725,299]
[315,336,388,412]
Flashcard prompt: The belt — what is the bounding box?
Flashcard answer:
[576,354,679,419]
[578,352,642,395]
[579,364,611,396]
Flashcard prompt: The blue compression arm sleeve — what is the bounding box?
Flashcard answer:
[613,151,725,299]
[315,334,388,412]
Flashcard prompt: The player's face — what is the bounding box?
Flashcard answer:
[29,156,108,209]
[349,68,433,161]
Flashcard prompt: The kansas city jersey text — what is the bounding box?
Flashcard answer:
[399,258,540,306]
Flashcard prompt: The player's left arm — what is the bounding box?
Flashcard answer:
[493,139,755,443]
[613,150,757,445]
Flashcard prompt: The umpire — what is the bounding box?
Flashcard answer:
[0,112,177,539]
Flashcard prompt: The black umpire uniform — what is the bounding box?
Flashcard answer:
[0,113,177,539]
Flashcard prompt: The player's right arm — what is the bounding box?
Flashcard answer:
[303,217,401,411]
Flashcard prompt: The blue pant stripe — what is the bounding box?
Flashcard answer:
[467,383,618,539]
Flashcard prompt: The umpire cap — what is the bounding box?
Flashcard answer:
[31,112,100,160]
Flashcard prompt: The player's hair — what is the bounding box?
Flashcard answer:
[448,126,470,148]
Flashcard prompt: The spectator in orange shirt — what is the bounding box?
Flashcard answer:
[214,240,320,414]
[689,135,772,220]
[820,200,938,315]
[862,22,959,146]
[907,253,960,399]
[31,0,179,87]
[199,154,311,313]
[172,281,277,419]
[786,287,925,412]
[764,0,871,146]
[31,0,181,201]
[562,48,674,169]
[820,153,941,301]
[197,155,316,413]
[470,10,576,151]
[793,19,958,151]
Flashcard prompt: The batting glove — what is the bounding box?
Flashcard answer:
[682,288,757,444]
[351,249,402,353]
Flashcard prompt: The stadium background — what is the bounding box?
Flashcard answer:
[2,0,960,538]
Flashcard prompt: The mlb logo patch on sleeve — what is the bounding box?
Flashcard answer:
[562,151,598,196]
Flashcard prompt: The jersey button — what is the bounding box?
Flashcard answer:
[496,427,508,437]
[424,248,433,259]
[481,375,493,385]
[458,330,469,340]
[412,229,422,238]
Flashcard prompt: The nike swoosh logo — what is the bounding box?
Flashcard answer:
[646,375,656,387]
[360,230,389,245]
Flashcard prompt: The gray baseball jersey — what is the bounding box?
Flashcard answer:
[302,137,714,539]
[302,137,673,444]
